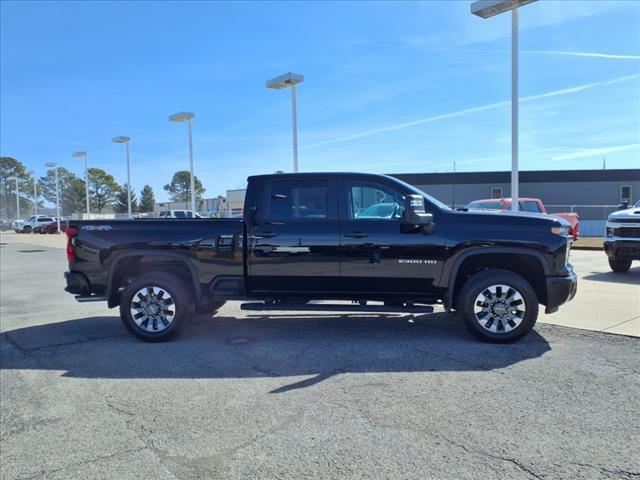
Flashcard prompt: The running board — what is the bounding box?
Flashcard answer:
[240,302,434,314]
[74,295,107,303]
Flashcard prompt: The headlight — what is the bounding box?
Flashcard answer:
[551,225,570,236]
[606,227,614,238]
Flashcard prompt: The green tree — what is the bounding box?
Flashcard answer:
[1,156,35,219]
[163,171,205,203]
[139,185,156,213]
[63,178,89,216]
[87,167,120,212]
[38,167,84,217]
[113,183,138,214]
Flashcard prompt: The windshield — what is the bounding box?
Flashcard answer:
[466,200,505,210]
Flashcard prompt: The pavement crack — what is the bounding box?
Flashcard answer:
[567,461,640,478]
[2,331,129,353]
[14,447,145,480]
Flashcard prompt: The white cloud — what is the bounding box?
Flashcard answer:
[552,143,640,161]
[304,73,640,149]
[524,50,640,60]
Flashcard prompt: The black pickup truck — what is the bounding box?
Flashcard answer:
[64,172,577,343]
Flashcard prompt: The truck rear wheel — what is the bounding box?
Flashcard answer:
[119,272,194,342]
[608,257,631,273]
[457,269,538,343]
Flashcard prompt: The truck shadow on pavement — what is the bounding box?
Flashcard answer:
[583,268,640,285]
[0,312,551,393]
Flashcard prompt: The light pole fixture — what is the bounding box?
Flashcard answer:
[112,136,132,217]
[73,151,90,216]
[266,72,304,173]
[7,176,20,219]
[471,0,537,211]
[169,112,196,213]
[27,170,37,215]
[45,162,61,232]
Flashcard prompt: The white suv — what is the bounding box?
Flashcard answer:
[13,215,56,233]
[158,210,202,219]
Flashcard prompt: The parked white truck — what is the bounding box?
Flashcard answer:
[605,200,640,272]
[13,215,56,233]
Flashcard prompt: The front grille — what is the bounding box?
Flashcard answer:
[609,217,640,224]
[614,227,640,238]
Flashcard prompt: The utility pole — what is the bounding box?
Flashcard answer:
[452,160,457,209]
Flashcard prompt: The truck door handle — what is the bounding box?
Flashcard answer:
[254,231,278,239]
[345,231,368,238]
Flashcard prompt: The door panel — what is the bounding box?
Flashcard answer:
[247,178,340,294]
[339,179,446,296]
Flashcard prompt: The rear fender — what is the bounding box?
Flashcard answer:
[105,250,202,308]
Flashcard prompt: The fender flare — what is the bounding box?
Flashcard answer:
[105,250,202,308]
[443,247,550,309]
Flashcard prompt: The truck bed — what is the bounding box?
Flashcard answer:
[68,218,246,297]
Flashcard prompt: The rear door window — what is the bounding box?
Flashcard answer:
[174,211,187,218]
[268,180,328,221]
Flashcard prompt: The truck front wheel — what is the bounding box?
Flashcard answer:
[119,273,194,342]
[608,257,632,273]
[457,269,539,343]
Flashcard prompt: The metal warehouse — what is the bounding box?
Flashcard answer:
[391,168,640,236]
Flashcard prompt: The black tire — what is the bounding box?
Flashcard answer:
[119,272,194,342]
[23,226,32,233]
[457,269,539,344]
[608,257,632,273]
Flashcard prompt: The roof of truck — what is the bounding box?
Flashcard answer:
[248,172,397,181]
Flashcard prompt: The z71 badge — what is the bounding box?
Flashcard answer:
[81,225,112,231]
[398,259,438,264]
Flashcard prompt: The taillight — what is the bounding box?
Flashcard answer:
[66,226,79,263]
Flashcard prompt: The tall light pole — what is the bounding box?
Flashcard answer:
[73,151,89,216]
[27,170,37,215]
[471,0,536,211]
[266,73,304,173]
[7,176,20,219]
[45,162,61,232]
[169,112,196,213]
[112,136,132,217]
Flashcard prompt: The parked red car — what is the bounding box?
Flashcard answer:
[40,220,68,234]
[465,197,580,240]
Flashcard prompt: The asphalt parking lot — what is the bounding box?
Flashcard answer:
[1,232,639,479]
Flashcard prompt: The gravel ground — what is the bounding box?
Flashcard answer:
[1,238,639,479]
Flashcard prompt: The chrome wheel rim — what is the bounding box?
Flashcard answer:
[130,286,175,333]
[473,284,526,334]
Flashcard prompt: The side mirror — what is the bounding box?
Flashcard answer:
[403,195,433,226]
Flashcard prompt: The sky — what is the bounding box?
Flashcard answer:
[1,0,639,203]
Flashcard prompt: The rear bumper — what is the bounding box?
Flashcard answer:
[604,240,640,260]
[545,265,577,314]
[64,271,91,295]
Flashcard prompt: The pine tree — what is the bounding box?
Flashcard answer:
[113,183,138,214]
[139,185,156,213]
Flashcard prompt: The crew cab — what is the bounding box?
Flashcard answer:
[605,200,640,272]
[64,173,577,343]
[465,197,580,240]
